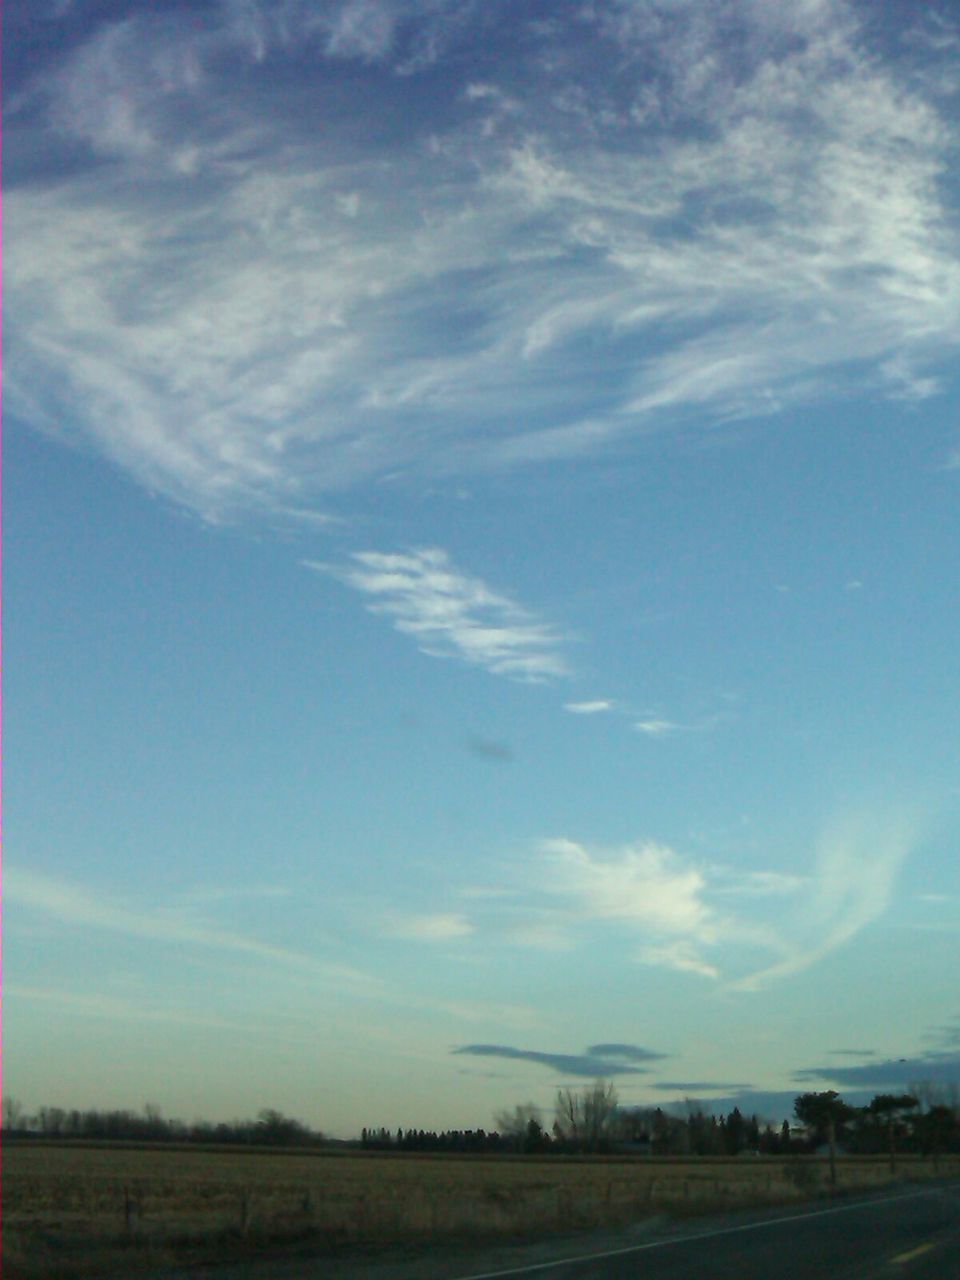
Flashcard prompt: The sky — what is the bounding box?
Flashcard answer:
[4,0,960,1138]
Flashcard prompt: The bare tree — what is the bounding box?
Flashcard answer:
[38,1106,66,1137]
[2,1096,23,1132]
[554,1081,619,1151]
[909,1079,960,1118]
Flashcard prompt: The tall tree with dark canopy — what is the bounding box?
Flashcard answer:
[794,1091,855,1186]
[867,1094,919,1173]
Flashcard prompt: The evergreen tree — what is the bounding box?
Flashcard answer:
[726,1107,746,1154]
[746,1114,761,1150]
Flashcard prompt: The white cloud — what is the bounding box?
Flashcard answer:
[563,699,614,715]
[530,813,916,987]
[386,912,475,942]
[324,0,398,61]
[634,711,724,737]
[637,942,720,981]
[7,2,960,519]
[536,837,727,978]
[634,717,682,737]
[308,547,568,681]
[541,838,716,939]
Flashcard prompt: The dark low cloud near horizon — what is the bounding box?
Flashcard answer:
[586,1044,667,1063]
[453,1042,668,1077]
[794,1053,960,1088]
[657,1090,877,1125]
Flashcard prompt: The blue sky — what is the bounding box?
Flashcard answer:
[5,0,960,1136]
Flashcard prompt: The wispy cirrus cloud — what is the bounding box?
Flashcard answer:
[564,700,722,739]
[6,867,324,968]
[7,1,960,518]
[5,982,333,1047]
[307,548,569,681]
[730,812,919,991]
[4,868,390,997]
[710,869,808,898]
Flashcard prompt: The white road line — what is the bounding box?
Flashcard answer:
[890,1242,935,1265]
[454,1186,945,1280]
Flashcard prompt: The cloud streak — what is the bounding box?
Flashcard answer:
[4,868,388,997]
[453,1042,668,1078]
[5,983,329,1047]
[308,548,568,680]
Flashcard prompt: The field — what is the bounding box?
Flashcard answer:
[5,1141,959,1279]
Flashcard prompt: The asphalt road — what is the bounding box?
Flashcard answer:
[454,1182,960,1280]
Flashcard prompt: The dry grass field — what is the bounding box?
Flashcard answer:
[5,1141,959,1280]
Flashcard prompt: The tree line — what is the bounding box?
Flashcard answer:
[487,1081,960,1158]
[6,1080,958,1158]
[360,1127,512,1153]
[792,1088,960,1179]
[1,1099,323,1148]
